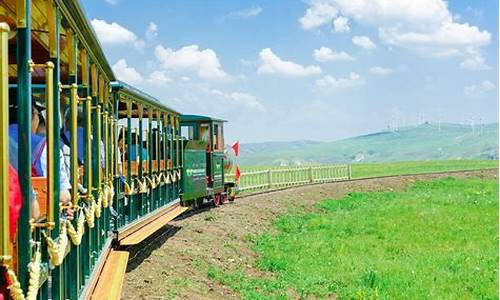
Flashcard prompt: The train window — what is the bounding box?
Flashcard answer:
[200,124,211,151]
[213,124,224,151]
[181,125,194,140]
[200,124,210,142]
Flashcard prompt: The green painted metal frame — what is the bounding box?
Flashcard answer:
[4,1,194,299]
[111,83,182,238]
[16,0,32,292]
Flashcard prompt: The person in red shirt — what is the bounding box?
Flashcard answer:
[0,164,22,299]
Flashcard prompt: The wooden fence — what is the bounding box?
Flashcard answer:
[226,164,352,193]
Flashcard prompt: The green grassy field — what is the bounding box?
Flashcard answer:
[209,176,499,299]
[350,159,498,179]
[237,159,498,180]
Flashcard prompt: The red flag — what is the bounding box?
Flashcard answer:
[232,141,239,157]
[234,166,241,182]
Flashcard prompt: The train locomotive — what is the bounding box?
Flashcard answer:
[180,115,237,207]
[0,1,238,299]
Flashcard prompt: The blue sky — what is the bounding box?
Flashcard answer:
[82,0,498,143]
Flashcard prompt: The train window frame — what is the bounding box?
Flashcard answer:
[199,123,211,150]
[181,125,194,140]
[213,123,224,151]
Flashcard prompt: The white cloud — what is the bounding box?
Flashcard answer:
[313,46,354,62]
[105,0,118,5]
[210,89,265,111]
[315,72,364,90]
[147,70,172,85]
[464,80,495,97]
[240,59,256,67]
[146,22,158,41]
[258,48,322,77]
[369,66,394,75]
[154,44,227,79]
[460,50,490,71]
[333,16,349,33]
[112,59,143,84]
[227,7,263,19]
[91,19,144,50]
[299,1,338,29]
[431,48,461,57]
[299,0,491,54]
[352,36,376,50]
[378,22,490,47]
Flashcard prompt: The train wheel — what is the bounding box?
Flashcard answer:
[213,194,221,206]
[221,194,229,204]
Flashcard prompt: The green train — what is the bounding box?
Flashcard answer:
[0,1,238,299]
[180,115,237,207]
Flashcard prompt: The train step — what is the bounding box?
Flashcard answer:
[89,250,129,300]
[118,204,189,246]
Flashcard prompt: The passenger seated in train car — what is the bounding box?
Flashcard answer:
[8,97,74,220]
[9,136,40,219]
[61,107,85,165]
[116,131,125,176]
[129,131,149,161]
[61,105,106,172]
[60,107,88,193]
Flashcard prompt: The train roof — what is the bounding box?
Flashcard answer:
[180,114,227,123]
[112,81,180,117]
[3,0,115,83]
[61,0,115,81]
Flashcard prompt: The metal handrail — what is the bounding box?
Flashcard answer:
[0,22,10,259]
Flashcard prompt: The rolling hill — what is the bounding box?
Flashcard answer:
[238,123,499,166]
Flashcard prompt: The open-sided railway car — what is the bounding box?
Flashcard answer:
[0,1,238,299]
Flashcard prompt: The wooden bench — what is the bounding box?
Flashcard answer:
[32,176,48,215]
[122,159,169,175]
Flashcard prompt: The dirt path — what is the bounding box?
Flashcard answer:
[121,169,497,299]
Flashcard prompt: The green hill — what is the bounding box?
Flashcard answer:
[239,123,499,166]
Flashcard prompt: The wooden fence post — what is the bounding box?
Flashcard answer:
[308,166,313,183]
[348,164,352,180]
[268,169,273,189]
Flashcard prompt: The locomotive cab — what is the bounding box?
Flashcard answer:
[180,115,229,206]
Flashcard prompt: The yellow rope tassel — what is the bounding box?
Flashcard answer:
[102,186,109,208]
[171,171,177,183]
[46,223,69,266]
[146,176,156,189]
[107,182,115,206]
[124,180,136,196]
[138,178,148,194]
[7,247,41,300]
[95,192,102,218]
[84,198,96,228]
[158,173,165,186]
[66,211,86,245]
